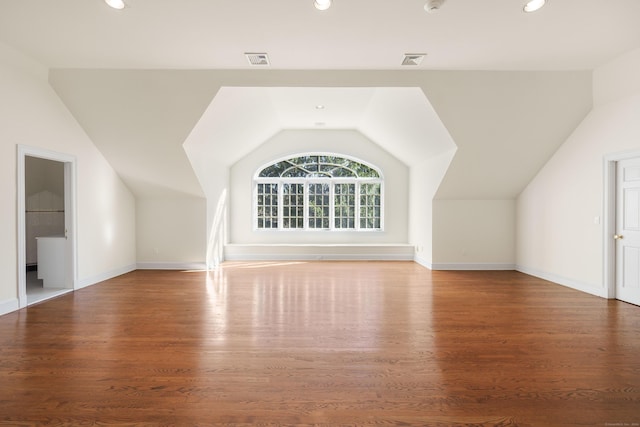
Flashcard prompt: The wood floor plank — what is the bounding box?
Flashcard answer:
[0,261,639,426]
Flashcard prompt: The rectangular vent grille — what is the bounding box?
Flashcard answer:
[245,53,270,66]
[402,54,426,66]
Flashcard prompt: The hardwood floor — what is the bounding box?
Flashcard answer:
[0,261,638,426]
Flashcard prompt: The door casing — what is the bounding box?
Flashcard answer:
[17,145,77,308]
[603,149,640,300]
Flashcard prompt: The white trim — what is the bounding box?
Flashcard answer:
[0,298,20,317]
[255,179,383,231]
[17,145,78,308]
[603,149,640,300]
[516,265,606,298]
[430,263,515,271]
[64,159,78,291]
[76,264,137,289]
[603,157,617,299]
[225,253,413,261]
[137,262,208,271]
[28,289,73,306]
[254,153,384,232]
[225,244,414,261]
[413,254,432,270]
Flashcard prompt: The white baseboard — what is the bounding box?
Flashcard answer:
[413,254,432,269]
[516,265,607,298]
[136,262,208,270]
[0,298,19,317]
[76,263,137,289]
[430,263,516,271]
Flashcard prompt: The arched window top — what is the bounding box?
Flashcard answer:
[257,154,381,179]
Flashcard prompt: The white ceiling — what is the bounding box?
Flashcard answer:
[1,0,639,70]
[4,0,639,200]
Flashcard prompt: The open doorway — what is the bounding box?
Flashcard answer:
[17,145,77,307]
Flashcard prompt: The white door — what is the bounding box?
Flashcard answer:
[615,158,640,306]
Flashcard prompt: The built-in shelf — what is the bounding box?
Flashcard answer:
[224,244,415,261]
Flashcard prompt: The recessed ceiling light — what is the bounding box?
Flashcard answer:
[424,0,446,13]
[523,0,546,13]
[105,0,125,10]
[315,105,325,110]
[314,0,332,11]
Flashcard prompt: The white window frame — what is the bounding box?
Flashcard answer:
[253,154,384,232]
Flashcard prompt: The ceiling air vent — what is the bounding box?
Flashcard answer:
[401,53,426,66]
[245,53,270,66]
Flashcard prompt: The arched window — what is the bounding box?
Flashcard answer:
[254,154,383,231]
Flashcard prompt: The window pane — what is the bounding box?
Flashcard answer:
[360,183,381,230]
[256,183,278,229]
[259,163,287,177]
[258,154,380,179]
[334,183,355,229]
[281,165,308,178]
[283,183,304,229]
[308,183,330,229]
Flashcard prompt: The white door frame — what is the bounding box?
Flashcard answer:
[17,145,77,308]
[603,149,640,299]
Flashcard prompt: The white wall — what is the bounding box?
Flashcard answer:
[410,148,456,268]
[229,129,409,245]
[136,197,206,269]
[0,43,136,314]
[183,149,230,269]
[517,49,640,297]
[432,199,516,269]
[76,153,136,286]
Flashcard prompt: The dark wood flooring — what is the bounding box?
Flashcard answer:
[0,261,638,426]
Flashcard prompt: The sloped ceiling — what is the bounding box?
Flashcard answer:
[10,0,637,200]
[182,86,456,171]
[49,70,219,197]
[49,69,593,201]
[423,71,594,198]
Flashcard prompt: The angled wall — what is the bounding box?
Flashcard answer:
[410,148,456,268]
[426,71,592,269]
[0,43,136,316]
[517,49,640,296]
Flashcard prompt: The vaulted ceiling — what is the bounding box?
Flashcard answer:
[2,0,639,200]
